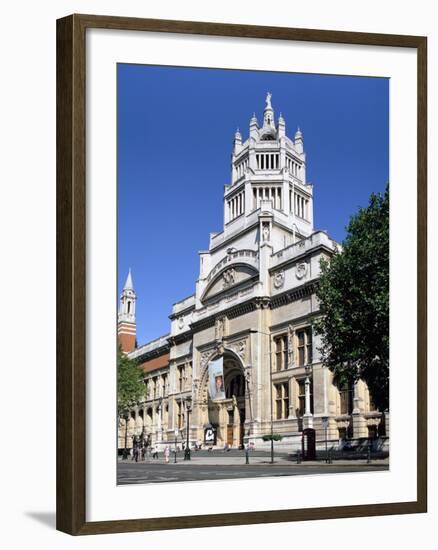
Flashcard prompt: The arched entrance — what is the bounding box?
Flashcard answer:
[199,350,247,448]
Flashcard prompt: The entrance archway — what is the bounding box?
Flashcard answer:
[199,350,247,448]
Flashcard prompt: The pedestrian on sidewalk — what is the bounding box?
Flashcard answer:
[164,445,170,464]
[152,444,159,460]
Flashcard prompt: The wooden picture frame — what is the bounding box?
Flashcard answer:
[56,13,427,535]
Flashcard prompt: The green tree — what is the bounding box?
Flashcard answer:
[117,345,146,457]
[316,185,389,411]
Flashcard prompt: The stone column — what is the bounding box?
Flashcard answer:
[352,381,368,438]
[233,405,240,448]
[151,407,156,445]
[288,377,296,419]
[157,402,163,443]
[303,373,313,429]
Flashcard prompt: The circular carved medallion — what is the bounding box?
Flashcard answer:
[273,270,285,289]
[296,262,308,280]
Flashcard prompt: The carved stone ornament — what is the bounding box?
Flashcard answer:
[231,339,247,361]
[222,268,235,289]
[215,342,225,357]
[296,262,308,280]
[288,324,295,362]
[273,270,285,289]
[200,349,216,368]
[215,316,227,340]
[177,317,185,329]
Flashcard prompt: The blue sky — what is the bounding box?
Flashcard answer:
[118,64,389,345]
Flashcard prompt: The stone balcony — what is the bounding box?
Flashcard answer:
[270,230,338,269]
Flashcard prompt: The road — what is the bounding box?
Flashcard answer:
[117,453,389,484]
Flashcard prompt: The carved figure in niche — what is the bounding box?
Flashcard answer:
[215,316,226,341]
[262,222,270,242]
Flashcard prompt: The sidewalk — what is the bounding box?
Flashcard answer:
[168,456,389,466]
[119,454,389,467]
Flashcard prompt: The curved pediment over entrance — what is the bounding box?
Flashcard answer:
[201,263,258,302]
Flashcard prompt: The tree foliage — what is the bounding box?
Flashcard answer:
[316,185,389,411]
[117,345,145,419]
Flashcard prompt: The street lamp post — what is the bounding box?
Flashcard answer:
[184,401,192,460]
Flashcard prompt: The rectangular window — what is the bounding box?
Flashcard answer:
[275,385,282,419]
[178,366,184,393]
[369,390,376,411]
[275,338,282,371]
[297,331,305,366]
[297,379,305,416]
[274,383,289,419]
[283,382,289,418]
[339,382,354,415]
[306,328,313,363]
[151,378,156,399]
[177,401,184,429]
[297,327,312,366]
[274,335,289,371]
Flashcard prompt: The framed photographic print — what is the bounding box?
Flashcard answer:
[56,14,427,535]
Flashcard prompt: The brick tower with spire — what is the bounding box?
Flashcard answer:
[118,268,137,353]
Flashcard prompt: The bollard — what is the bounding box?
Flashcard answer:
[297,450,301,464]
[367,444,372,463]
[328,449,332,464]
[245,447,249,465]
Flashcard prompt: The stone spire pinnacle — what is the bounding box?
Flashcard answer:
[294,126,304,154]
[123,267,134,291]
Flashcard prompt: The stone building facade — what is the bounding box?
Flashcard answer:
[118,94,388,452]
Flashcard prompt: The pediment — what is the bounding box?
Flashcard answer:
[202,263,258,302]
